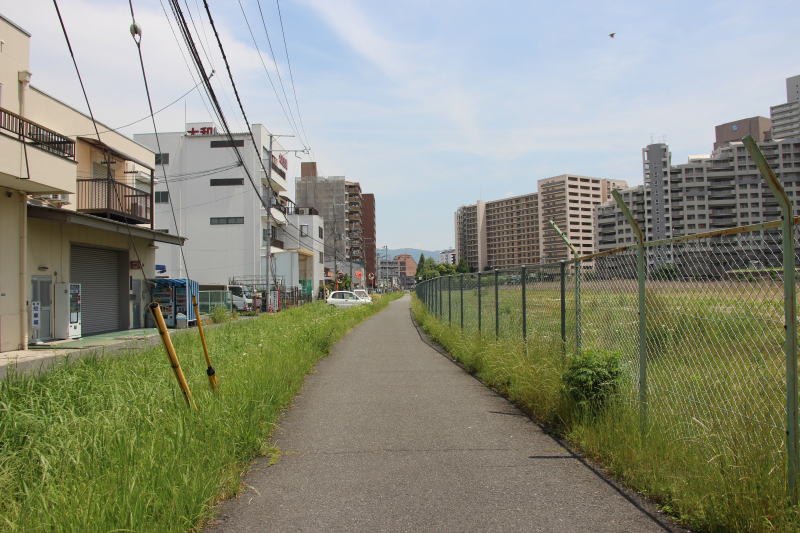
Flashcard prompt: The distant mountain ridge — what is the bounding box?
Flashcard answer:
[383,248,444,262]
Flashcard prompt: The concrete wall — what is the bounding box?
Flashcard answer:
[0,189,25,351]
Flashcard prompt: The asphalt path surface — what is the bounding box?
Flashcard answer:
[207,295,682,532]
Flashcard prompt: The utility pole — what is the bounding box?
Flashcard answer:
[262,132,295,311]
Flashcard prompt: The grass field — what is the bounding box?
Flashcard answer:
[0,293,402,532]
[414,275,798,532]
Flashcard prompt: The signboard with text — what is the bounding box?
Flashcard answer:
[185,122,216,136]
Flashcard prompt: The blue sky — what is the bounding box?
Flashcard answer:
[3,0,799,249]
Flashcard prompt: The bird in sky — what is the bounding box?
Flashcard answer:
[609,32,616,38]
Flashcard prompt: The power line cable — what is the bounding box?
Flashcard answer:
[201,1,329,256]
[167,0,330,283]
[67,78,207,137]
[52,0,152,299]
[238,0,304,148]
[253,0,306,148]
[129,0,191,280]
[274,0,311,153]
[158,0,217,125]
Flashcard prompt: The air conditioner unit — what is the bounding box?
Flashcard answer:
[36,193,71,206]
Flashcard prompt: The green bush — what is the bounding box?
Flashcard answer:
[562,349,623,412]
[210,305,230,324]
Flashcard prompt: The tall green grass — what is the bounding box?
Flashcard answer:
[412,295,800,532]
[0,294,402,532]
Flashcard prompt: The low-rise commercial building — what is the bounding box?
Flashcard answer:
[0,15,183,351]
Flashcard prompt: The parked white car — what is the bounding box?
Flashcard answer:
[353,289,372,302]
[326,291,371,308]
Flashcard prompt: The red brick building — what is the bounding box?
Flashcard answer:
[361,193,377,288]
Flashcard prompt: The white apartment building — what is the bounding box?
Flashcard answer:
[771,75,800,140]
[439,249,456,265]
[134,125,289,286]
[596,139,800,273]
[273,207,326,298]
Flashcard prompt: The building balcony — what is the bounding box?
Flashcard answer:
[260,159,288,192]
[76,178,151,224]
[1,106,75,159]
[0,107,76,194]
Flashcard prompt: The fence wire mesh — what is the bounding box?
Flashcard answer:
[415,219,799,501]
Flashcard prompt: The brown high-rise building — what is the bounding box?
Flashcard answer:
[455,174,627,271]
[295,162,376,287]
[361,193,377,287]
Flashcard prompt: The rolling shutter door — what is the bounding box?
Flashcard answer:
[70,246,121,335]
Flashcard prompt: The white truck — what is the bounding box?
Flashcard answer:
[199,284,254,312]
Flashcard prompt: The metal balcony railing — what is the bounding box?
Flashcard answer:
[77,178,151,224]
[0,106,75,159]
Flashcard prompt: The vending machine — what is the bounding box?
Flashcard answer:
[151,279,198,328]
[55,282,81,339]
[152,282,175,327]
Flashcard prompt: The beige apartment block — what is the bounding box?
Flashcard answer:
[454,174,626,271]
[0,15,183,352]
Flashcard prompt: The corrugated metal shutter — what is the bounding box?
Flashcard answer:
[70,246,121,335]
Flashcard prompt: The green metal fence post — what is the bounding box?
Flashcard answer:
[438,277,443,318]
[494,269,499,339]
[521,265,527,340]
[448,275,452,326]
[745,136,799,505]
[560,261,566,349]
[612,190,648,438]
[460,274,464,331]
[477,272,482,335]
[549,220,580,354]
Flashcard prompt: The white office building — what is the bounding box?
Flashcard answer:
[134,123,289,286]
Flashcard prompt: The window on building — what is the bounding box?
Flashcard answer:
[300,224,309,237]
[210,217,244,225]
[319,226,323,239]
[210,178,244,186]
[155,191,170,203]
[210,140,245,148]
[319,251,324,264]
[155,153,169,165]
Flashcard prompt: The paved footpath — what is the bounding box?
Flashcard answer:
[207,295,681,533]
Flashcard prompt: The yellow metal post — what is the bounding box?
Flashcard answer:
[192,295,218,391]
[149,302,196,409]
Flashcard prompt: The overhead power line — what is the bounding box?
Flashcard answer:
[274,0,311,153]
[166,0,330,267]
[52,0,151,297]
[129,0,191,280]
[238,0,305,149]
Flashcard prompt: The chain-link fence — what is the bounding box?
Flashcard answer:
[197,290,232,314]
[416,142,800,505]
[417,218,798,503]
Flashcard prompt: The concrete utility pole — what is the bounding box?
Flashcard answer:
[262,132,295,311]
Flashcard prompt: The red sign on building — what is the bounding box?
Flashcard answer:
[186,126,215,136]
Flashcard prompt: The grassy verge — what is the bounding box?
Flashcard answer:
[411,295,800,532]
[0,293,402,532]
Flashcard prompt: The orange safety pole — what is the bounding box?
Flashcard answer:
[192,295,218,391]
[149,302,196,409]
